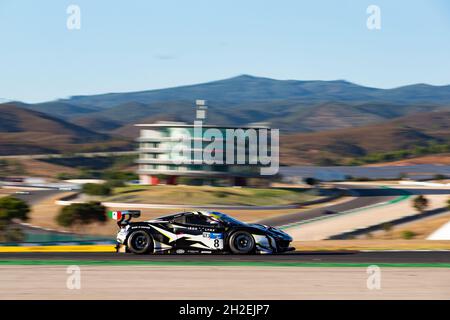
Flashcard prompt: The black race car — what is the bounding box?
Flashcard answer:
[110,210,294,254]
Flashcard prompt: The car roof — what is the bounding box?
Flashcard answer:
[155,211,216,220]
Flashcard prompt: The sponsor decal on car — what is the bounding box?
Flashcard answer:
[108,211,123,220]
[203,232,223,239]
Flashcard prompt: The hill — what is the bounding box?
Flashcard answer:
[0,103,130,155]
[24,101,97,118]
[6,75,450,161]
[364,154,450,166]
[18,75,450,134]
[281,111,450,165]
[71,99,450,136]
[58,75,450,108]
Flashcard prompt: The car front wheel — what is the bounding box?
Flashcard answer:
[127,230,153,254]
[229,231,255,254]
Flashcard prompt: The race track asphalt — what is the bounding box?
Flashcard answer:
[12,189,63,205]
[258,184,450,227]
[257,184,403,227]
[1,251,449,264]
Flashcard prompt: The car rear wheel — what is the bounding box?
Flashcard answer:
[229,231,255,254]
[127,230,153,254]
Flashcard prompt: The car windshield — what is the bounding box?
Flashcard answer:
[155,213,180,221]
[210,212,244,225]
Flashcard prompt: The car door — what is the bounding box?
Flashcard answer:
[171,213,225,250]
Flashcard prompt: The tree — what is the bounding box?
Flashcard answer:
[56,202,107,228]
[0,197,29,242]
[0,222,26,242]
[413,195,429,213]
[0,196,30,222]
[82,183,112,196]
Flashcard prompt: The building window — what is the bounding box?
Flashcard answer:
[141,153,157,159]
[141,142,160,148]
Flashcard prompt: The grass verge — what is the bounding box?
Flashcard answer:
[102,185,319,206]
[0,260,448,268]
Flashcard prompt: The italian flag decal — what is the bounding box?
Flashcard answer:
[108,211,122,220]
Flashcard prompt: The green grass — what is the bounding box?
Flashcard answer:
[346,142,450,165]
[0,260,449,268]
[101,185,318,206]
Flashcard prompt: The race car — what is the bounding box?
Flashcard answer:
[110,210,294,254]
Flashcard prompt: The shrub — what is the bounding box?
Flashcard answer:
[56,202,107,228]
[0,198,29,243]
[177,177,203,186]
[214,191,229,198]
[105,179,125,188]
[0,196,30,222]
[401,230,417,240]
[56,172,73,180]
[351,176,370,182]
[102,170,138,182]
[303,177,318,186]
[82,183,112,196]
[4,225,25,242]
[317,158,338,166]
[382,222,393,233]
[0,225,26,242]
[412,195,429,213]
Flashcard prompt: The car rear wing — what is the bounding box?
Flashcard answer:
[108,210,141,226]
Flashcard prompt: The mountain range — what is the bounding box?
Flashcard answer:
[53,74,450,108]
[2,75,450,162]
[17,75,450,134]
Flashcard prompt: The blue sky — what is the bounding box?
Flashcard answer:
[1,0,449,103]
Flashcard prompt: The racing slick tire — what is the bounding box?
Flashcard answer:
[229,231,255,254]
[127,230,154,254]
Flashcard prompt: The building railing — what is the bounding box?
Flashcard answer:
[137,169,262,177]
